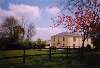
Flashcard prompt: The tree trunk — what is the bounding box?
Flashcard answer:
[81,34,86,57]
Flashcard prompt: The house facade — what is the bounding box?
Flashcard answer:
[51,32,93,48]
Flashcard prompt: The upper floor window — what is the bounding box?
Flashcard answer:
[73,37,76,42]
[58,37,59,42]
[63,37,65,41]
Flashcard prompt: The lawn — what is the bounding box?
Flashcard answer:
[0,49,100,68]
[0,49,64,58]
[0,54,83,68]
[0,49,48,58]
[0,49,69,68]
[0,49,65,64]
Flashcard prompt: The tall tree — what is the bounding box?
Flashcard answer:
[21,16,36,41]
[26,23,36,41]
[0,16,25,42]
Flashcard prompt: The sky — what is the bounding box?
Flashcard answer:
[0,0,66,40]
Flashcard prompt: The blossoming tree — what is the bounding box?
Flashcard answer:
[51,0,100,48]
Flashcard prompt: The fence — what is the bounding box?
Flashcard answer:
[0,45,91,65]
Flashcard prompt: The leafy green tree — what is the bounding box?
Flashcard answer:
[32,38,47,48]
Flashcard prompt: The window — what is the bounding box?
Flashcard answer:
[63,37,65,41]
[73,37,76,42]
[57,42,60,44]
[73,44,75,48]
[57,37,60,45]
[62,44,65,47]
[58,37,60,43]
[53,37,55,41]
[53,43,55,46]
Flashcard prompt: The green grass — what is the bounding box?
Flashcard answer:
[0,49,100,68]
[0,49,65,64]
[0,50,23,58]
[0,49,69,68]
[0,55,84,68]
[0,49,48,58]
[0,49,64,58]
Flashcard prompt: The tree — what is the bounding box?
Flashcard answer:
[33,38,47,48]
[0,16,25,49]
[0,16,36,50]
[13,25,25,41]
[0,16,25,41]
[51,0,100,48]
[26,23,36,41]
[20,16,36,41]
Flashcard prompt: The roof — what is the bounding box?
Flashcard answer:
[52,32,82,37]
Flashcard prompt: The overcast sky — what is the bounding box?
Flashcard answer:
[0,0,66,40]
